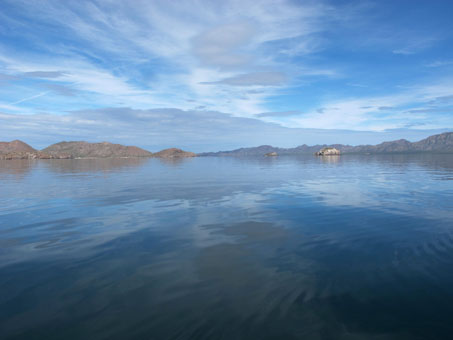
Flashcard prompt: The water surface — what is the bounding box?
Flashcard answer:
[1,155,453,339]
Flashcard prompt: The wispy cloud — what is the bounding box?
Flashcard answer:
[42,83,77,97]
[9,91,50,105]
[201,72,287,86]
[392,37,437,55]
[257,111,301,117]
[425,60,453,68]
[24,71,65,78]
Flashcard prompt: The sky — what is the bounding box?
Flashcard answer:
[0,0,453,152]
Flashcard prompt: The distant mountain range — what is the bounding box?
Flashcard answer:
[200,132,453,156]
[1,132,452,160]
[0,141,196,160]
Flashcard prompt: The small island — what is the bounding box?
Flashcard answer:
[315,147,340,156]
[265,152,278,157]
[152,148,196,158]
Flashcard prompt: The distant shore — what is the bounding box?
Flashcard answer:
[1,132,452,160]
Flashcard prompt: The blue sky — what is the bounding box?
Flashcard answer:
[0,0,453,151]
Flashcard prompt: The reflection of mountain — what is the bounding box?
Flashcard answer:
[201,132,453,156]
[156,156,195,167]
[344,153,453,172]
[317,155,340,164]
[0,159,35,178]
[43,158,150,174]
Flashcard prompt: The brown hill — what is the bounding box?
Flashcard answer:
[412,132,453,152]
[0,140,36,153]
[152,148,196,158]
[0,140,71,160]
[43,141,153,158]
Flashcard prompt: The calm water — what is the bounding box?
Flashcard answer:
[1,155,453,340]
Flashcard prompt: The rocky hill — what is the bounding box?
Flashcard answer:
[412,132,453,152]
[0,140,35,153]
[152,148,196,158]
[0,140,71,160]
[200,132,453,156]
[43,141,153,158]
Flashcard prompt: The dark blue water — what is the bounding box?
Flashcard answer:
[1,155,453,339]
